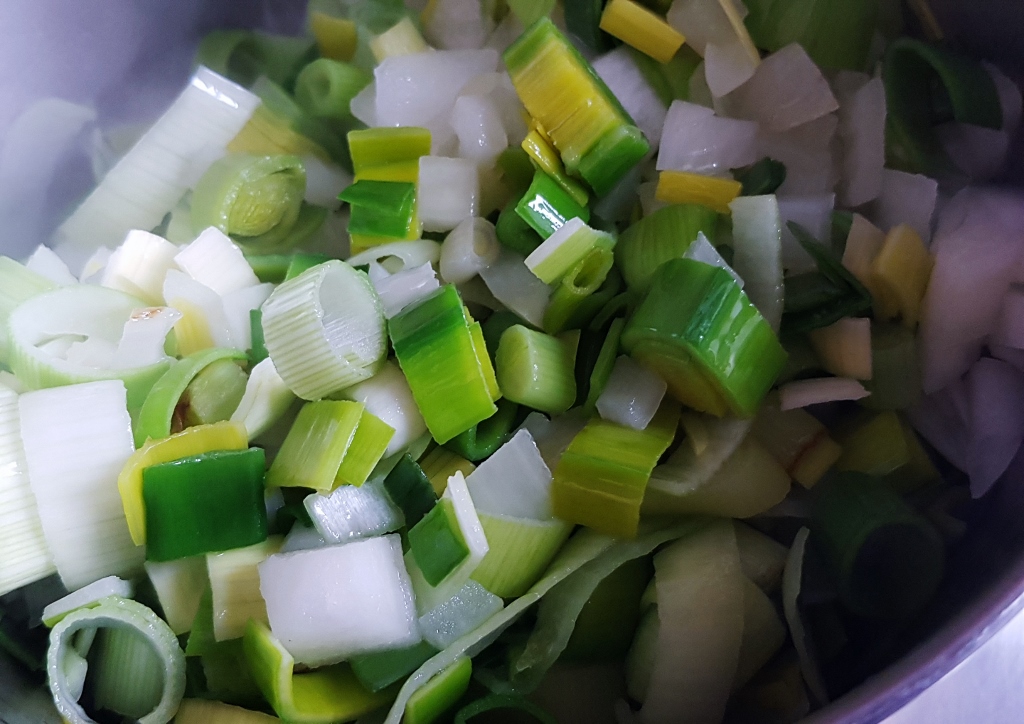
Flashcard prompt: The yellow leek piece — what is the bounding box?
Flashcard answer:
[869,224,934,328]
[521,130,590,207]
[808,317,872,381]
[168,299,217,357]
[419,447,476,495]
[309,12,358,62]
[836,412,910,478]
[118,421,248,545]
[655,170,742,214]
[371,17,431,63]
[228,106,330,160]
[750,397,841,489]
[715,0,761,66]
[599,0,686,64]
[790,436,842,490]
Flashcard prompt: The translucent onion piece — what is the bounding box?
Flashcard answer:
[260,534,420,667]
[465,429,554,520]
[26,245,77,286]
[175,227,260,296]
[704,38,758,98]
[418,580,504,650]
[868,169,938,243]
[937,122,1010,183]
[163,269,235,353]
[350,81,378,127]
[835,74,886,207]
[417,156,480,233]
[47,596,185,724]
[778,194,835,273]
[42,575,134,627]
[452,94,509,164]
[596,356,668,431]
[79,246,114,284]
[302,154,353,207]
[280,523,328,553]
[592,47,668,149]
[145,557,207,635]
[261,260,386,400]
[684,232,743,287]
[19,381,142,591]
[656,101,758,175]
[423,0,491,50]
[479,248,552,328]
[779,377,870,410]
[759,114,838,197]
[100,230,179,305]
[53,67,260,271]
[729,195,783,331]
[336,360,426,456]
[222,283,274,351]
[347,239,443,271]
[440,217,502,285]
[369,262,442,319]
[304,479,405,544]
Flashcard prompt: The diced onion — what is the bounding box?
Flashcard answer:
[779,377,870,410]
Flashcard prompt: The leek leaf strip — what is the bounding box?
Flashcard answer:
[734,158,787,197]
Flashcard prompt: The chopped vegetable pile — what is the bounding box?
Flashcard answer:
[0,1,1022,723]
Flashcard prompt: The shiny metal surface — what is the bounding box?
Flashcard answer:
[0,1,1021,721]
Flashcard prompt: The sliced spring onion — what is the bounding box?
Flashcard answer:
[615,203,718,293]
[729,195,784,331]
[497,199,544,256]
[261,260,386,400]
[0,385,54,597]
[515,170,591,241]
[294,58,371,122]
[259,534,420,666]
[41,576,134,627]
[196,30,315,89]
[409,499,473,586]
[100,229,179,305]
[47,596,185,724]
[443,399,520,463]
[145,557,208,635]
[208,537,282,642]
[542,245,617,335]
[8,285,172,410]
[53,67,260,270]
[521,130,590,208]
[341,179,417,242]
[19,381,143,591]
[266,400,363,491]
[304,478,405,544]
[495,325,577,415]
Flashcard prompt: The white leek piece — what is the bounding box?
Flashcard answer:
[0,256,57,363]
[346,239,443,271]
[304,478,405,544]
[42,576,134,627]
[596,356,668,431]
[778,194,835,273]
[207,537,282,642]
[47,597,185,724]
[656,101,759,175]
[593,46,668,148]
[163,269,236,353]
[145,557,208,635]
[730,195,784,331]
[479,248,551,328]
[525,218,614,285]
[407,471,490,614]
[779,377,870,410]
[280,523,328,553]
[835,74,886,207]
[79,246,113,284]
[259,534,420,666]
[261,260,386,400]
[111,306,183,370]
[418,580,504,650]
[53,67,260,271]
[20,381,143,591]
[369,262,442,319]
[26,245,77,286]
[230,357,297,440]
[175,227,260,295]
[868,169,938,243]
[452,94,509,164]
[417,156,479,233]
[0,384,54,597]
[100,230,180,305]
[465,429,554,520]
[440,217,501,285]
[335,360,426,456]
[684,232,743,287]
[302,154,353,207]
[223,282,275,350]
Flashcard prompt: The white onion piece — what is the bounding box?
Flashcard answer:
[730,195,783,331]
[835,75,886,207]
[466,429,553,520]
[175,227,259,296]
[704,39,758,98]
[350,81,378,127]
[936,122,1010,182]
[657,101,759,175]
[26,246,77,286]
[685,232,743,288]
[452,94,508,165]
[42,576,134,626]
[517,408,590,471]
[479,247,551,328]
[966,357,1024,497]
[593,47,669,148]
[280,523,328,554]
[868,169,938,242]
[346,239,442,271]
[778,378,869,410]
[596,356,668,431]
[369,262,442,319]
[758,114,838,196]
[417,156,479,232]
[985,62,1023,134]
[101,229,179,305]
[726,43,837,132]
[337,360,427,456]
[162,270,235,349]
[489,73,530,146]
[260,535,420,666]
[689,63,716,109]
[79,246,113,285]
[302,155,352,208]
[778,194,835,273]
[666,0,756,62]
[222,282,274,351]
[418,580,504,650]
[110,306,181,370]
[440,217,501,285]
[422,0,490,49]
[304,479,405,544]
[920,188,1024,392]
[229,357,297,441]
[485,12,526,54]
[909,380,970,472]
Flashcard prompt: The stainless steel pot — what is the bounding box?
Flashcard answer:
[0,1,1020,721]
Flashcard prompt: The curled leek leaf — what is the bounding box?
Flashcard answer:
[47,596,186,724]
[192,154,322,253]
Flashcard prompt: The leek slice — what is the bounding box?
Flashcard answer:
[471,514,573,598]
[100,230,179,305]
[261,260,387,401]
[145,557,208,635]
[495,325,577,415]
[404,657,472,724]
[42,576,134,628]
[8,285,172,410]
[305,478,405,543]
[47,596,185,724]
[230,357,297,440]
[0,257,56,364]
[730,195,784,332]
[615,203,718,293]
[208,537,282,642]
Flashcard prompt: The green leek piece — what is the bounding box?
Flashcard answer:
[143,448,268,562]
[862,323,922,411]
[335,407,395,486]
[735,158,787,196]
[266,400,363,491]
[551,402,679,538]
[340,180,417,239]
[628,45,701,105]
[247,77,351,167]
[543,245,616,335]
[243,620,391,724]
[481,311,523,362]
[812,472,945,618]
[471,514,573,598]
[562,557,653,662]
[525,218,614,286]
[496,200,544,255]
[522,131,590,208]
[515,170,591,240]
[285,253,333,281]
[443,399,519,462]
[584,317,626,412]
[294,58,371,122]
[409,499,471,586]
[192,154,314,253]
[454,695,556,724]
[0,256,55,364]
[196,30,317,90]
[565,0,613,53]
[623,259,787,417]
[351,641,439,692]
[349,127,432,181]
[495,325,577,415]
[175,699,279,723]
[246,254,292,284]
[136,347,249,447]
[504,18,649,195]
[883,38,1003,176]
[185,586,216,657]
[507,0,556,26]
[404,657,472,724]
[743,0,881,70]
[182,359,249,427]
[382,454,438,527]
[249,309,269,366]
[615,204,719,292]
[47,597,185,724]
[90,625,166,719]
[389,285,499,444]
[496,147,536,198]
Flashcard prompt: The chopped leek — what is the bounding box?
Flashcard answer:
[266,400,362,491]
[599,0,686,64]
[305,477,405,543]
[596,355,668,431]
[175,699,281,723]
[382,454,438,527]
[351,641,438,692]
[471,514,573,597]
[341,179,417,240]
[295,58,371,122]
[542,244,617,335]
[615,203,718,293]
[145,557,208,635]
[515,170,591,241]
[524,217,615,286]
[180,358,250,427]
[208,537,282,642]
[100,230,179,305]
[409,499,472,586]
[42,576,134,627]
[196,30,316,89]
[655,170,742,214]
[404,657,473,724]
[521,130,590,208]
[420,447,477,496]
[309,12,358,62]
[495,325,577,415]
